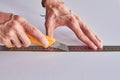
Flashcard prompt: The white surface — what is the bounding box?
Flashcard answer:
[0,0,120,80]
[0,52,120,80]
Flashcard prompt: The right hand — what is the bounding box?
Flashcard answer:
[0,12,48,48]
[44,0,103,50]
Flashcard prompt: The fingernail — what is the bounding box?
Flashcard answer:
[99,43,103,49]
[93,46,98,51]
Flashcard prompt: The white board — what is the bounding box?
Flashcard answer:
[0,0,120,80]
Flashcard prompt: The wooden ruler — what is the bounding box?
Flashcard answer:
[0,46,120,52]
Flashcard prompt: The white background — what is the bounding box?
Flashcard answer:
[0,0,120,80]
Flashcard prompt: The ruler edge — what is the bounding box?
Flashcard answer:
[0,45,120,52]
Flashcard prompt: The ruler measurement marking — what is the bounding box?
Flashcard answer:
[0,46,120,52]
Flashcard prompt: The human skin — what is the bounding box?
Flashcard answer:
[0,12,48,48]
[0,0,103,50]
[42,0,103,50]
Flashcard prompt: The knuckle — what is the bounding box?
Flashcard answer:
[69,17,74,22]
[14,15,23,21]
[31,27,39,34]
[14,15,26,23]
[5,31,14,38]
[7,21,18,30]
[67,17,77,25]
[68,15,75,21]
[84,27,91,33]
[22,21,27,27]
[78,34,86,40]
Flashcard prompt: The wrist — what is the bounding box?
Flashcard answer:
[41,0,63,8]
[0,12,13,25]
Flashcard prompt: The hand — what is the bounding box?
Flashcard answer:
[44,0,103,50]
[0,12,48,48]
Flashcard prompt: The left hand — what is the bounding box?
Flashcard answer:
[44,0,103,50]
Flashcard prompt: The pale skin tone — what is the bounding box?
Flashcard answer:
[0,12,48,48]
[0,0,103,50]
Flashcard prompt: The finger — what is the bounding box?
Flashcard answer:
[95,35,102,43]
[79,22,103,49]
[14,23,31,47]
[75,15,102,42]
[17,32,31,47]
[0,35,3,43]
[45,19,55,37]
[10,33,22,48]
[23,22,49,47]
[75,15,103,49]
[5,15,31,47]
[45,12,56,37]
[0,30,14,48]
[5,30,22,48]
[2,38,14,48]
[14,15,49,47]
[68,20,98,50]
[16,29,31,47]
